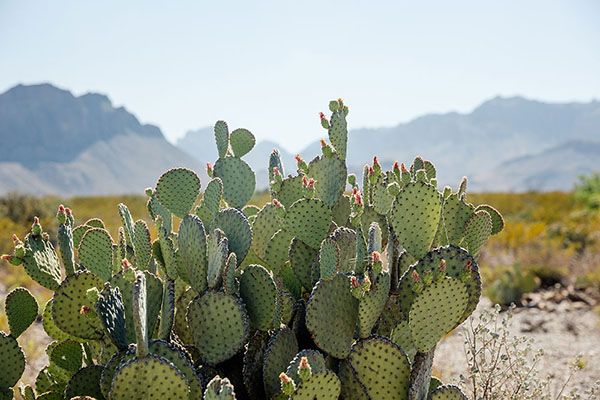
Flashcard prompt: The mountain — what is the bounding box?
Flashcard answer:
[0,84,205,195]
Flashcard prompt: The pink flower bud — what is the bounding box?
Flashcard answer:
[320,138,327,147]
[280,373,293,385]
[65,208,72,216]
[350,276,360,289]
[299,356,310,370]
[373,156,380,168]
[306,178,315,190]
[439,259,446,273]
[273,166,281,177]
[80,305,90,314]
[411,270,421,283]
[393,161,400,172]
[319,112,325,120]
[353,192,363,206]
[12,234,20,244]
[372,251,381,263]
[464,260,472,272]
[122,259,132,271]
[368,166,374,176]
[1,254,11,260]
[401,162,409,173]
[352,187,358,195]
[272,199,282,208]
[295,154,304,164]
[33,217,40,224]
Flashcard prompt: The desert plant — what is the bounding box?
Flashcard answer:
[0,99,503,400]
[486,263,539,306]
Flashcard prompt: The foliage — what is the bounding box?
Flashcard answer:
[575,172,600,212]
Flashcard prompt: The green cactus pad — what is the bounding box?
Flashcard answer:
[276,175,305,208]
[389,181,442,260]
[214,120,230,158]
[72,225,92,253]
[464,210,493,256]
[367,221,382,255]
[5,287,38,338]
[222,252,238,294]
[251,203,281,261]
[429,384,468,400]
[116,204,134,246]
[42,300,80,342]
[22,232,62,290]
[213,157,255,208]
[155,168,201,218]
[82,217,104,230]
[49,340,83,375]
[358,271,391,338]
[475,204,504,235]
[292,370,341,400]
[58,223,76,276]
[197,178,224,225]
[319,238,340,280]
[207,229,228,289]
[243,331,269,399]
[64,365,105,400]
[289,238,319,290]
[99,348,129,399]
[147,191,173,233]
[372,180,394,215]
[174,288,197,346]
[132,220,152,270]
[409,278,468,353]
[204,376,236,400]
[344,337,411,400]
[177,215,208,293]
[442,194,474,245]
[145,339,202,399]
[96,285,127,349]
[331,227,356,274]
[265,229,294,274]
[78,228,113,281]
[359,206,388,250]
[52,271,104,339]
[242,204,260,218]
[338,360,369,400]
[262,327,298,398]
[156,225,177,280]
[390,320,417,361]
[110,355,190,400]
[284,198,332,249]
[428,377,443,396]
[0,332,25,389]
[230,128,256,158]
[285,349,327,385]
[308,155,347,207]
[187,291,249,365]
[211,207,252,262]
[328,108,348,160]
[375,295,405,337]
[109,271,163,345]
[0,389,13,400]
[306,273,359,359]
[239,264,277,331]
[331,194,351,227]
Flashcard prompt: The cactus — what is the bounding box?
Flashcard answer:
[0,99,504,399]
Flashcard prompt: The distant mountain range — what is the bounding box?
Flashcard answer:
[0,84,205,195]
[0,83,598,196]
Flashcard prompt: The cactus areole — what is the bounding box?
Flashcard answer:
[0,99,503,400]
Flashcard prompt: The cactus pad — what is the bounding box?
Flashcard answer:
[5,287,38,338]
[177,215,208,293]
[78,228,113,281]
[284,198,332,249]
[285,349,327,385]
[359,206,388,250]
[277,176,305,209]
[251,203,281,261]
[442,194,474,245]
[207,229,228,289]
[72,225,92,252]
[132,220,152,270]
[147,191,172,233]
[308,155,347,207]
[390,320,417,361]
[230,128,256,157]
[409,278,468,353]
[429,384,468,400]
[265,229,294,274]
[187,291,249,365]
[0,332,25,389]
[116,204,134,246]
[331,227,357,273]
[174,288,197,346]
[214,120,230,158]
[292,370,341,400]
[211,207,252,262]
[99,348,128,398]
[110,354,190,399]
[52,271,104,339]
[372,180,394,215]
[146,340,202,399]
[306,273,359,358]
[239,264,277,331]
[319,238,340,280]
[155,168,201,218]
[204,376,236,400]
[464,210,492,256]
[389,181,441,259]
[358,271,391,338]
[22,233,62,290]
[50,340,83,375]
[64,365,105,400]
[475,204,504,235]
[289,238,319,290]
[331,194,351,227]
[213,157,255,208]
[96,285,127,349]
[343,337,411,400]
[327,108,348,160]
[262,327,298,398]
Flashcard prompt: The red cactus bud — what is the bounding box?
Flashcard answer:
[306,178,315,190]
[373,156,380,168]
[1,254,11,260]
[411,270,421,283]
[320,138,327,147]
[352,187,358,195]
[280,373,293,385]
[401,162,408,173]
[273,166,281,176]
[299,356,310,370]
[65,207,72,216]
[353,192,363,206]
[372,251,381,263]
[58,204,65,213]
[337,98,343,106]
[368,166,374,176]
[439,259,446,273]
[272,199,282,208]
[464,260,472,272]
[206,162,213,172]
[12,234,20,244]
[393,161,400,171]
[295,154,304,163]
[33,217,39,224]
[319,112,325,120]
[302,176,308,186]
[122,259,131,271]
[80,305,90,314]
[350,275,360,289]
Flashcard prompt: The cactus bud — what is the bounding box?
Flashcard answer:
[372,251,383,274]
[362,274,371,291]
[328,100,339,112]
[435,259,447,282]
[31,217,42,235]
[337,98,344,107]
[423,269,434,286]
[13,235,25,258]
[206,162,213,178]
[57,204,67,225]
[145,187,153,197]
[393,161,401,179]
[272,199,282,208]
[367,166,378,185]
[401,163,411,185]
[350,275,363,299]
[348,174,357,186]
[461,260,472,281]
[122,259,132,271]
[411,270,423,294]
[387,182,400,197]
[280,373,296,395]
[295,154,308,172]
[2,254,22,266]
[372,156,381,176]
[298,356,312,381]
[80,305,90,315]
[320,138,333,157]
[353,192,363,207]
[319,113,330,129]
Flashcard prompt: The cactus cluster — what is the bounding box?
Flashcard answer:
[0,99,503,400]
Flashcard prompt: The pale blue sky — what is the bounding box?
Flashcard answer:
[1,1,599,152]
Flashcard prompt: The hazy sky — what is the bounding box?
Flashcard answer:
[1,1,599,152]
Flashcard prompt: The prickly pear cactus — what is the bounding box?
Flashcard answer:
[0,99,504,400]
